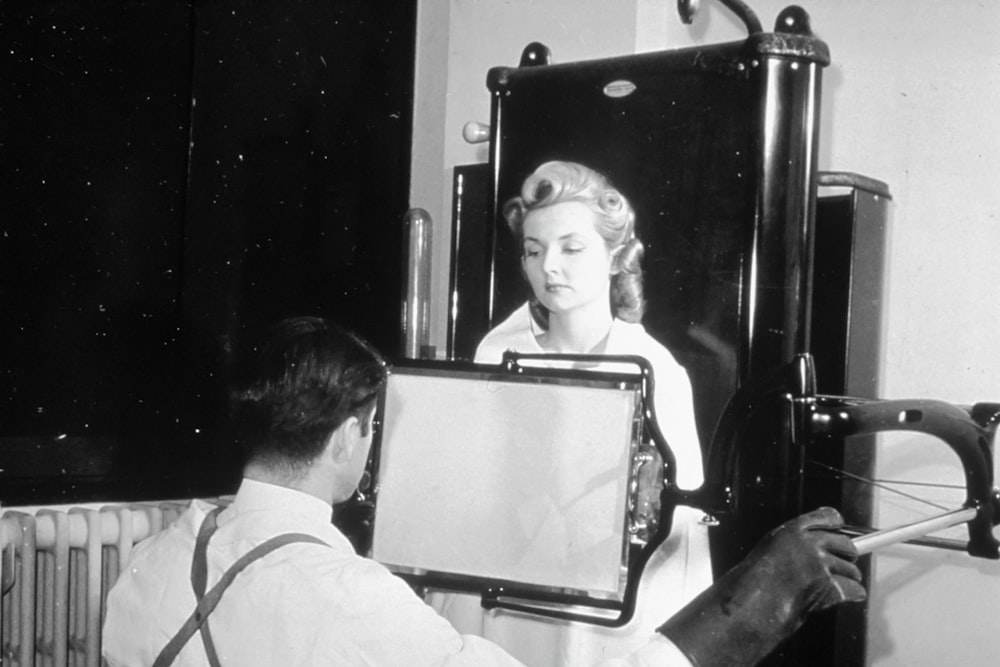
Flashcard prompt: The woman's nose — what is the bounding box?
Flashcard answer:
[541,248,560,274]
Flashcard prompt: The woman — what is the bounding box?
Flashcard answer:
[432,161,712,665]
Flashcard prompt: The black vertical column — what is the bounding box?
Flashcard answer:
[703,0,830,614]
[741,6,829,524]
[744,6,828,379]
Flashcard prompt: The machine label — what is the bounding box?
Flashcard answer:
[603,80,637,98]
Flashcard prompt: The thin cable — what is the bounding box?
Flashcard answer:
[807,460,951,512]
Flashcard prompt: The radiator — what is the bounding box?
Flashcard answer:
[0,501,205,667]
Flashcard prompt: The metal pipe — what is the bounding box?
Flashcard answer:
[402,208,433,359]
[852,506,979,556]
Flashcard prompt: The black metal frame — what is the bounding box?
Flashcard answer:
[366,353,680,627]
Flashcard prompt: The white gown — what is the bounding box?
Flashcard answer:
[428,303,713,667]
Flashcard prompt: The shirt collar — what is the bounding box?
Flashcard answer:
[232,477,335,526]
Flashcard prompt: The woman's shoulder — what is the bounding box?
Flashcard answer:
[610,320,686,372]
[475,302,539,362]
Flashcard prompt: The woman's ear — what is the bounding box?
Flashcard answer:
[609,244,625,275]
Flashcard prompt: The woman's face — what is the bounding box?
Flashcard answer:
[521,201,615,318]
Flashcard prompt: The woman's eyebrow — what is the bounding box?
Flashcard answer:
[524,233,588,244]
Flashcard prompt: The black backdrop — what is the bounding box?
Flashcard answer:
[0,0,415,503]
[485,45,755,451]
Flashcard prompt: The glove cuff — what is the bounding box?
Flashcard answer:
[656,565,798,667]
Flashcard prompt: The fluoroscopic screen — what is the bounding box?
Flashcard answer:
[371,367,640,598]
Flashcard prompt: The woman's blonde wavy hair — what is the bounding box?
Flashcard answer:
[502,160,645,326]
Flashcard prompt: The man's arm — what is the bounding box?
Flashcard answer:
[323,556,525,666]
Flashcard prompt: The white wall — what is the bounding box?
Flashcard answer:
[411,1,1000,664]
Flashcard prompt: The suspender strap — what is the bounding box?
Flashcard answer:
[152,506,330,667]
[191,507,224,667]
[191,507,222,597]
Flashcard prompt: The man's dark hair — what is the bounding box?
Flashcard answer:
[229,316,387,471]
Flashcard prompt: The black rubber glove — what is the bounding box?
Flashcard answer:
[658,506,866,667]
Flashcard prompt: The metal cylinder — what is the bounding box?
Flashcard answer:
[402,208,433,359]
[852,507,979,556]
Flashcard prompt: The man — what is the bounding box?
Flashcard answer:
[103,316,865,666]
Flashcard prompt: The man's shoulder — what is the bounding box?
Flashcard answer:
[275,545,428,617]
[106,503,206,592]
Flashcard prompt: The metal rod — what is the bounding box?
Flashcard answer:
[852,506,979,555]
[402,208,433,359]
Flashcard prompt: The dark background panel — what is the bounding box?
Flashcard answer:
[0,1,193,455]
[0,0,416,504]
[175,0,416,468]
[488,47,757,448]
[182,0,413,352]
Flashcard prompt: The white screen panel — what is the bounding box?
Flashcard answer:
[371,370,639,596]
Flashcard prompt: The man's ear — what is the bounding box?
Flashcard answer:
[329,415,361,464]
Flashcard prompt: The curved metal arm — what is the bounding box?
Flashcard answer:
[694,353,1000,559]
[807,393,1000,558]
